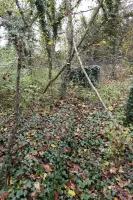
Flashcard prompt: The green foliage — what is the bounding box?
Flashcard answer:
[0,102,133,199]
[69,79,128,109]
[103,0,121,37]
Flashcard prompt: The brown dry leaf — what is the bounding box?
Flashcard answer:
[65,122,69,129]
[66,160,72,167]
[119,190,132,200]
[32,150,38,155]
[102,169,108,174]
[55,135,60,140]
[81,170,88,180]
[76,128,80,132]
[118,166,124,173]
[34,182,40,190]
[118,179,128,188]
[92,193,97,197]
[23,185,28,189]
[38,150,44,155]
[108,185,114,190]
[43,144,49,151]
[42,173,47,181]
[34,141,37,147]
[66,181,71,188]
[69,164,80,174]
[40,185,44,192]
[30,174,40,179]
[43,164,53,174]
[0,191,9,200]
[61,127,66,133]
[70,182,76,190]
[110,167,117,174]
[54,191,59,200]
[128,162,133,166]
[102,187,107,196]
[31,191,37,199]
[82,104,87,108]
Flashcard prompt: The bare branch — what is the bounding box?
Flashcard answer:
[73,37,118,126]
[73,8,95,15]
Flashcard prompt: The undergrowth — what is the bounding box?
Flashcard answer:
[0,101,133,200]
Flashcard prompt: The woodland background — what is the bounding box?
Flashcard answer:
[0,0,133,199]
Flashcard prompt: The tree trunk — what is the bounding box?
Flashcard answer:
[46,44,53,80]
[60,0,73,99]
[6,38,22,185]
[46,44,54,109]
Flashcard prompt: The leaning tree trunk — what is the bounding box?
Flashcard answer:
[60,0,73,99]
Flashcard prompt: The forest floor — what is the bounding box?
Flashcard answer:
[0,95,133,199]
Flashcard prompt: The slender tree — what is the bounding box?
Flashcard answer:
[60,0,73,99]
[6,38,22,185]
[100,0,122,78]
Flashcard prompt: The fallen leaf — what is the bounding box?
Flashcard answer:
[54,191,59,200]
[118,179,128,188]
[76,128,80,132]
[64,185,67,189]
[38,150,44,155]
[68,190,76,197]
[104,161,110,166]
[34,141,37,146]
[0,191,9,200]
[51,144,56,148]
[34,182,40,190]
[78,149,81,153]
[32,150,38,155]
[43,164,52,174]
[22,185,27,189]
[110,167,117,174]
[102,187,107,196]
[10,179,13,185]
[102,39,107,45]
[55,135,60,140]
[40,173,47,180]
[108,106,113,111]
[31,191,37,198]
[43,173,47,180]
[108,185,113,190]
[25,154,30,159]
[48,41,53,45]
[69,164,80,174]
[81,170,88,180]
[26,135,34,139]
[108,185,115,190]
[118,166,124,173]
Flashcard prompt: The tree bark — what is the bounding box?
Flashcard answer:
[60,0,73,99]
[6,38,22,185]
